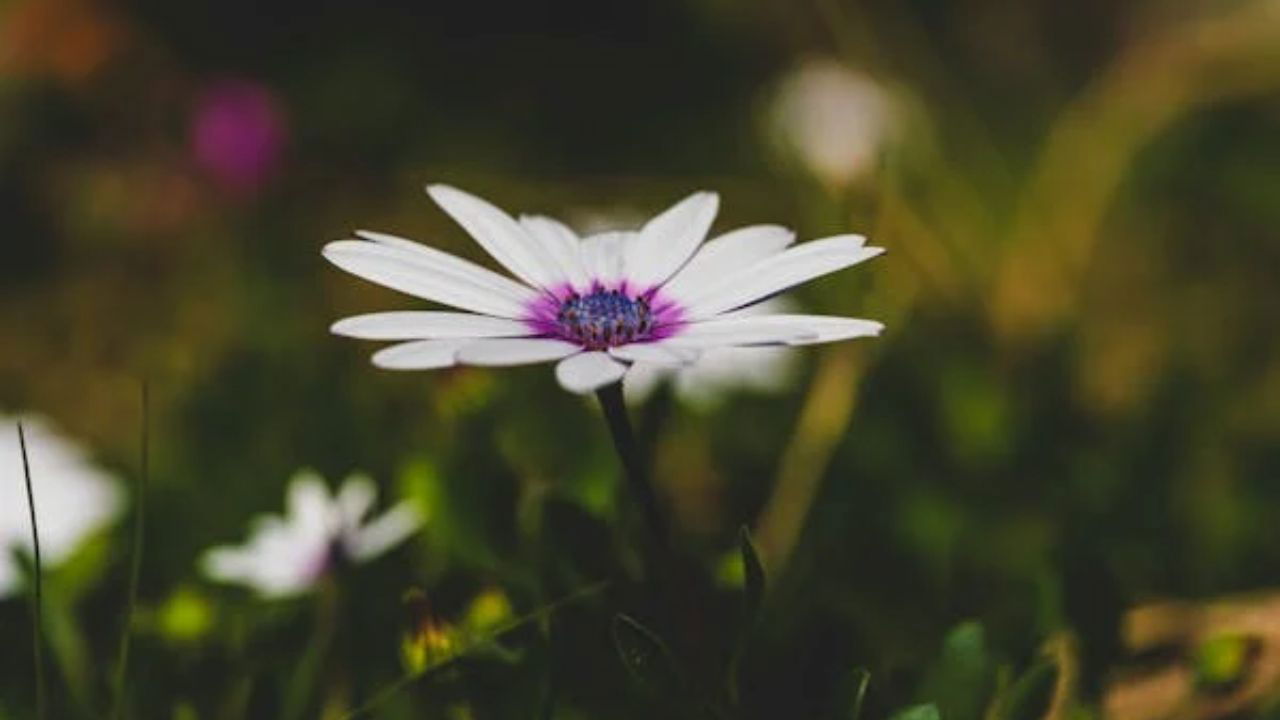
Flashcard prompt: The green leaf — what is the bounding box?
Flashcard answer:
[995,661,1057,720]
[739,526,766,626]
[916,621,995,720]
[891,703,941,720]
[845,667,871,720]
[612,613,683,699]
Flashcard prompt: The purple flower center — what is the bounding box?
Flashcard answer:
[556,289,653,350]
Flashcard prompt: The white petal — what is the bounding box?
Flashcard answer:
[336,475,376,525]
[520,215,591,291]
[624,192,719,291]
[659,225,795,302]
[356,230,540,303]
[664,323,817,348]
[680,314,883,346]
[682,235,883,319]
[0,415,124,595]
[331,312,534,340]
[622,362,670,404]
[323,240,533,318]
[426,185,560,290]
[579,232,630,288]
[346,503,422,562]
[455,338,581,367]
[371,340,466,370]
[715,296,797,319]
[608,342,702,366]
[287,472,336,536]
[555,351,628,394]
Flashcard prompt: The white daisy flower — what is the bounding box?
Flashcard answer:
[323,185,884,395]
[1,415,124,598]
[201,471,421,599]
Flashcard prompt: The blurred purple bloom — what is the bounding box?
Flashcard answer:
[190,79,286,195]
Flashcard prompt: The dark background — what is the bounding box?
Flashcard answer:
[3,0,1280,717]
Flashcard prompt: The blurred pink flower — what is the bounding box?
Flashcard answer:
[189,79,287,196]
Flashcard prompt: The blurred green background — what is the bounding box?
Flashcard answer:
[3,0,1280,717]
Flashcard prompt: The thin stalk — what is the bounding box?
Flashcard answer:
[284,579,340,720]
[112,382,149,719]
[595,382,669,557]
[18,422,47,720]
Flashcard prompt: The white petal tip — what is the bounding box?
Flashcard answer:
[843,321,886,339]
[424,183,463,201]
[320,241,349,259]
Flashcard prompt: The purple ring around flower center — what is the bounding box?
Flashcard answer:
[524,284,685,350]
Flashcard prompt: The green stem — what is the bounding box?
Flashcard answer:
[18,422,47,720]
[112,382,149,719]
[595,382,670,560]
[285,579,340,720]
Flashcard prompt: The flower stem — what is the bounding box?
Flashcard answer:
[18,422,46,720]
[285,579,340,720]
[112,382,149,720]
[595,382,670,561]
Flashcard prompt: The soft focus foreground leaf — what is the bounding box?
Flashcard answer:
[739,526,766,627]
[916,622,995,720]
[728,527,769,706]
[44,588,95,714]
[992,661,1057,720]
[891,702,941,720]
[612,613,684,700]
[837,667,871,720]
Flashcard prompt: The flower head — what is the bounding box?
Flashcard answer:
[1,415,124,598]
[324,185,884,395]
[201,471,421,598]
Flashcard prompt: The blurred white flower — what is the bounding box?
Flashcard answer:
[1,415,124,598]
[624,299,799,409]
[201,471,421,599]
[770,59,894,189]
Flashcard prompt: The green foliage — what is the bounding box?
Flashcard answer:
[915,622,996,720]
[841,667,872,720]
[891,703,941,720]
[1195,633,1253,689]
[993,661,1058,720]
[739,526,766,628]
[612,614,685,701]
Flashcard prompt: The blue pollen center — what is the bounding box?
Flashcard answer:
[555,290,653,349]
